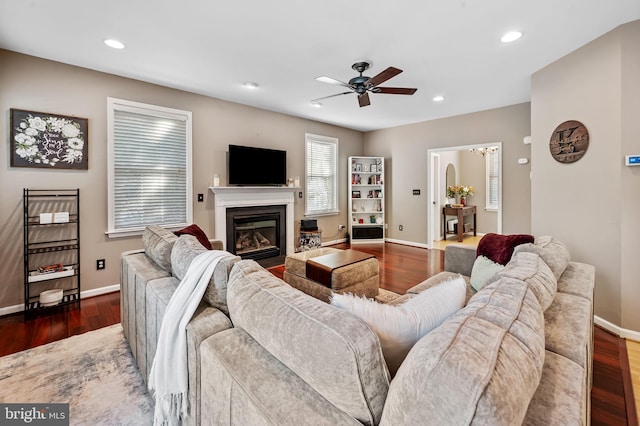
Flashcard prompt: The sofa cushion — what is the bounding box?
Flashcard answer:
[380,276,545,426]
[470,255,504,292]
[200,328,364,426]
[476,232,534,265]
[174,223,213,250]
[544,292,592,367]
[523,350,585,426]
[513,236,571,280]
[331,276,466,376]
[556,261,595,301]
[143,225,178,273]
[170,235,240,315]
[498,251,557,310]
[227,260,390,426]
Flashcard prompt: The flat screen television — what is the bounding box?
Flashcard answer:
[228,144,287,186]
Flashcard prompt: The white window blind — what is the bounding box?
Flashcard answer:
[486,148,500,210]
[107,98,192,236]
[305,134,338,216]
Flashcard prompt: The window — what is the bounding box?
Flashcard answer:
[305,133,338,216]
[485,148,500,211]
[107,98,192,236]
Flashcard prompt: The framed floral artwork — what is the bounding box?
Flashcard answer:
[10,109,88,170]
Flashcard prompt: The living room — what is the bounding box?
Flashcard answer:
[1,1,640,424]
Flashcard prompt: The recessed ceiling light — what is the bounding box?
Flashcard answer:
[311,101,323,108]
[104,39,125,49]
[501,31,522,43]
[243,82,259,89]
[433,95,445,102]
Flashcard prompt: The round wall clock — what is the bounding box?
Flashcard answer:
[549,120,589,163]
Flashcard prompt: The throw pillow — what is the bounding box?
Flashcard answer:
[498,251,557,310]
[143,225,178,273]
[470,255,504,292]
[174,224,212,250]
[331,276,466,376]
[476,233,535,265]
[512,236,570,280]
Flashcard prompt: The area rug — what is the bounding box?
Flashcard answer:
[0,324,153,425]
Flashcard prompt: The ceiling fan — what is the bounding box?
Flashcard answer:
[313,61,417,107]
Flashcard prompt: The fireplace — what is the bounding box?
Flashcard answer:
[226,205,286,261]
[209,186,297,259]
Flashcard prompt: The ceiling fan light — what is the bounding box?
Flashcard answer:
[433,95,445,102]
[311,101,322,108]
[104,39,125,49]
[501,31,522,43]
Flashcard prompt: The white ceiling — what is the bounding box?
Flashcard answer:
[1,1,639,132]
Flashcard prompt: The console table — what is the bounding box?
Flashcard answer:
[442,205,477,242]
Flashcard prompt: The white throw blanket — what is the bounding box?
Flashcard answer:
[149,250,232,426]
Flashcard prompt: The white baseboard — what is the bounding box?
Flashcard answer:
[0,284,121,317]
[321,238,347,246]
[384,238,430,249]
[594,315,640,342]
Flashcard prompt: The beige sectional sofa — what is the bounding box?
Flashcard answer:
[120,225,240,426]
[121,228,594,425]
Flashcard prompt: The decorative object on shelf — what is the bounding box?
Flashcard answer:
[549,120,589,164]
[10,109,88,170]
[39,289,63,307]
[469,146,499,157]
[370,164,377,173]
[352,174,361,184]
[355,163,362,172]
[352,190,361,198]
[370,215,376,223]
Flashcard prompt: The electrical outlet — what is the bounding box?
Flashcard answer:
[399,225,403,231]
[197,193,204,202]
[298,191,303,199]
[97,259,105,270]
[338,225,346,231]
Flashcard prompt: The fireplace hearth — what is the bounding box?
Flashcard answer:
[226,205,286,261]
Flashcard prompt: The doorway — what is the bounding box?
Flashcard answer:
[427,143,502,249]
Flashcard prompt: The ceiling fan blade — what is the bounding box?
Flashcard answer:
[315,76,352,89]
[366,67,402,88]
[311,91,352,102]
[358,92,371,107]
[374,87,418,95]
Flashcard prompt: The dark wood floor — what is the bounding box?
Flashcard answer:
[0,242,633,425]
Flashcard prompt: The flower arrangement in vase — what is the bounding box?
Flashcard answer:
[447,185,474,206]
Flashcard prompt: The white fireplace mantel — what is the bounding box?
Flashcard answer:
[209,186,299,254]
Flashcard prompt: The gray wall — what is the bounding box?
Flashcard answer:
[363,103,532,245]
[531,20,640,331]
[0,49,364,311]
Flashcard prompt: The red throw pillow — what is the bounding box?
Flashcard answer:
[476,233,534,265]
[174,224,213,250]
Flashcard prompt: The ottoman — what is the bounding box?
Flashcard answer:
[283,247,379,302]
